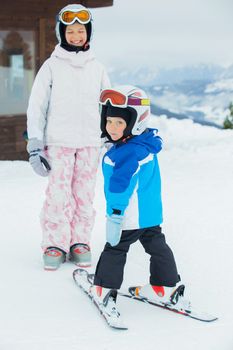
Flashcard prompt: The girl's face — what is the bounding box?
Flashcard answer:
[65,22,87,47]
[106,117,127,141]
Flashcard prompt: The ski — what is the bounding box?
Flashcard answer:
[73,268,128,330]
[118,287,218,322]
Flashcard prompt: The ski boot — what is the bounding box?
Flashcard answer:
[43,247,66,271]
[130,283,191,309]
[70,243,91,267]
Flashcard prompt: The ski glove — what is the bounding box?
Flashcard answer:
[27,138,51,177]
[106,214,124,247]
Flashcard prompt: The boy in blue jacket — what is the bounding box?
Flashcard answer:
[91,85,182,309]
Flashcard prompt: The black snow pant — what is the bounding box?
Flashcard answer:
[94,225,180,289]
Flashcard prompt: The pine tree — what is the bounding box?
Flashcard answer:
[223,102,233,129]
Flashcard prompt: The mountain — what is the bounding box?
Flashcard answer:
[150,103,222,128]
[109,63,224,87]
[108,63,233,127]
[220,64,233,79]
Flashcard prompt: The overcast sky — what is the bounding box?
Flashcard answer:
[91,0,233,69]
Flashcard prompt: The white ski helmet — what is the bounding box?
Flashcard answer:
[100,85,151,138]
[55,4,92,44]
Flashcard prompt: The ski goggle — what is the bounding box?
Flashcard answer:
[59,10,91,25]
[100,89,150,108]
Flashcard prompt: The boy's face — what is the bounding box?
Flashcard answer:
[65,22,87,47]
[106,117,127,141]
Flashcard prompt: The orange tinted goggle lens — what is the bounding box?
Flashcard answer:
[61,10,90,23]
[100,90,127,106]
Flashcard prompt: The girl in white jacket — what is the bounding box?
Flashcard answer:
[27,4,110,270]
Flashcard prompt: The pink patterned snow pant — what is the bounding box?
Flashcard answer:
[40,146,100,253]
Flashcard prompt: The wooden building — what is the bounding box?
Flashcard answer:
[0,0,113,160]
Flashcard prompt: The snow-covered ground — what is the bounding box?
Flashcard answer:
[0,117,233,350]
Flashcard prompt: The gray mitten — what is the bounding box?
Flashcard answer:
[27,138,51,177]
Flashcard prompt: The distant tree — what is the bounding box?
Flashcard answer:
[223,102,233,129]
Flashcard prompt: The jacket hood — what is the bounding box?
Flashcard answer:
[127,128,163,155]
[51,44,95,67]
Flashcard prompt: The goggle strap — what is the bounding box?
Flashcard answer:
[128,98,150,106]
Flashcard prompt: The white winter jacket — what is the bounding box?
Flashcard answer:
[27,45,110,148]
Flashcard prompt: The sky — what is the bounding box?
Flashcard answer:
[91,0,233,69]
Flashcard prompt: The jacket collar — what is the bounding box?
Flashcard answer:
[51,44,95,67]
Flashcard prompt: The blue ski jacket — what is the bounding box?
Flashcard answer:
[102,128,163,230]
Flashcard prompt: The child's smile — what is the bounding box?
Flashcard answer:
[65,22,87,47]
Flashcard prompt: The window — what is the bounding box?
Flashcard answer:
[0,30,35,116]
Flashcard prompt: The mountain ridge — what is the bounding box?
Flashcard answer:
[109,63,233,127]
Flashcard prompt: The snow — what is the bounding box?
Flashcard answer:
[205,79,233,93]
[0,116,233,350]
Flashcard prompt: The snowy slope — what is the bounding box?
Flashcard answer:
[0,117,233,350]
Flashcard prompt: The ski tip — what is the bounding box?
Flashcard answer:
[73,268,88,280]
[202,315,219,322]
[108,320,128,330]
[187,310,219,322]
[110,325,128,330]
[190,315,218,322]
